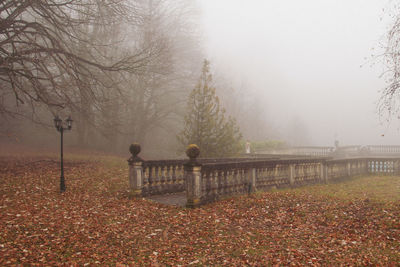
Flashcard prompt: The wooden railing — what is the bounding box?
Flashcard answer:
[128,146,400,207]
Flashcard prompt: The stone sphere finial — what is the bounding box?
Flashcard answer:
[129,143,141,158]
[186,144,200,160]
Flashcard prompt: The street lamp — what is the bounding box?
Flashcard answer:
[54,115,73,192]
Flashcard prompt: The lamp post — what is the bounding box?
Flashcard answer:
[54,116,73,193]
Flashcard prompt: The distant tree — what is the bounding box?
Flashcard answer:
[250,140,286,153]
[380,3,400,119]
[119,0,202,146]
[178,60,242,158]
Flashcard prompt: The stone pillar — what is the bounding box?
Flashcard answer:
[185,144,202,208]
[128,143,144,197]
[247,167,257,194]
[185,163,202,208]
[347,162,351,177]
[320,162,325,183]
[129,161,143,194]
[365,159,370,174]
[289,164,295,186]
[394,160,400,175]
[324,162,329,182]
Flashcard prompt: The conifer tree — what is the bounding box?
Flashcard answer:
[178,60,242,157]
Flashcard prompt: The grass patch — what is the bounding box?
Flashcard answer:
[284,175,400,203]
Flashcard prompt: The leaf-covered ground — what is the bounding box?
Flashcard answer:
[0,150,399,266]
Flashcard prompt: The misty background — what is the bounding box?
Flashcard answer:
[200,0,395,146]
[1,0,399,157]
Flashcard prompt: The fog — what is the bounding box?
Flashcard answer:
[2,0,400,156]
[199,0,396,146]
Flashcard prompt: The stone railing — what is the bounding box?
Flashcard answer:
[255,146,334,157]
[366,145,400,155]
[142,160,186,196]
[292,146,334,157]
[200,162,252,205]
[131,156,278,197]
[258,144,400,158]
[367,158,397,173]
[127,144,400,207]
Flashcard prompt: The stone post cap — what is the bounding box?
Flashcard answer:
[128,143,143,164]
[185,144,201,167]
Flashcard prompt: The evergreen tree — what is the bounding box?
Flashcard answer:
[178,60,242,157]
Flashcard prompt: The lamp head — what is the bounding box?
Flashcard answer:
[66,116,73,130]
[54,116,62,130]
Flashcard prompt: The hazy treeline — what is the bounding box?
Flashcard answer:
[0,0,203,156]
[0,0,277,157]
[1,0,313,157]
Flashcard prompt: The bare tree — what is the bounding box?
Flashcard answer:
[380,3,400,119]
[104,0,202,152]
[1,0,203,154]
[0,0,156,121]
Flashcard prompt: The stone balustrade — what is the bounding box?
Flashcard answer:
[259,144,400,158]
[292,146,334,157]
[142,160,186,196]
[201,162,251,205]
[367,145,400,155]
[367,158,397,173]
[128,144,400,207]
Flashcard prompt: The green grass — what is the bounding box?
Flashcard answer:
[285,175,400,203]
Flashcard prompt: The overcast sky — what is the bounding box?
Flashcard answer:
[198,0,398,146]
